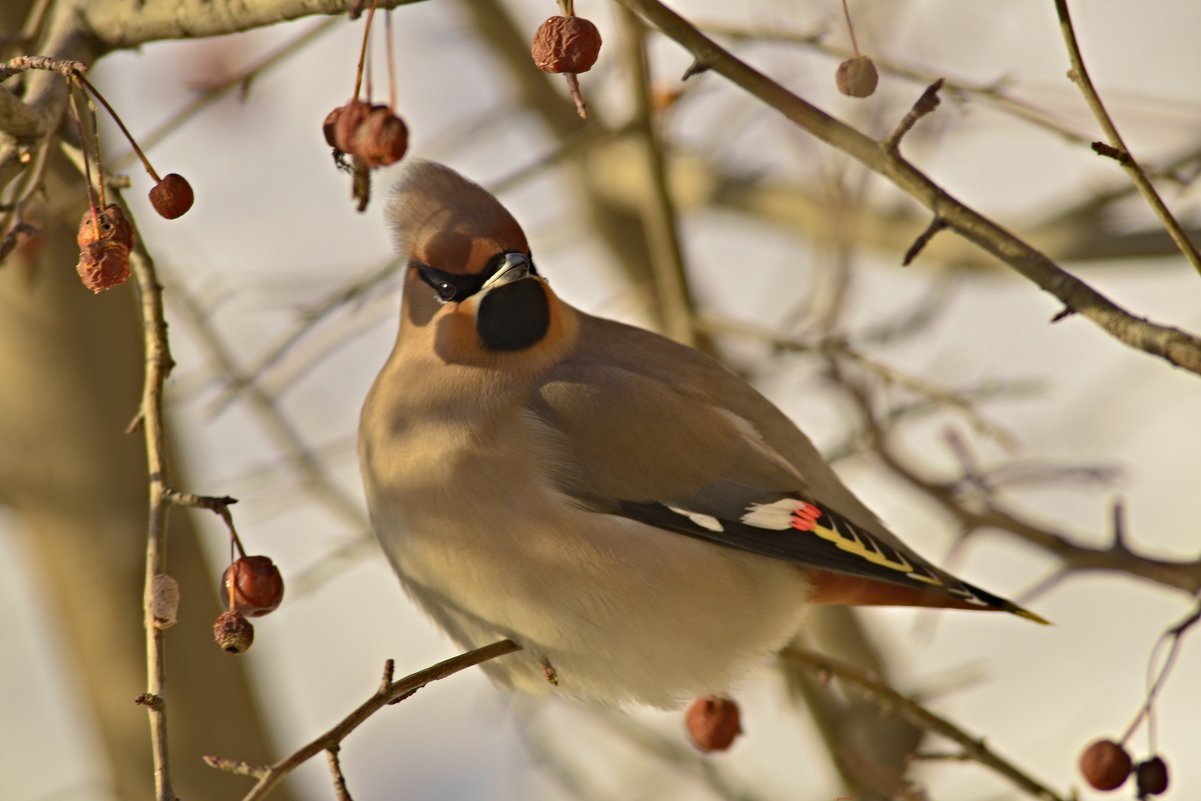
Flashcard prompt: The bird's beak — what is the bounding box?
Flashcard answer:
[482,252,532,291]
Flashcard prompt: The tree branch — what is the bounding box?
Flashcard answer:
[614,0,1201,377]
[1052,0,1201,276]
[121,195,180,801]
[205,640,521,801]
[781,647,1070,801]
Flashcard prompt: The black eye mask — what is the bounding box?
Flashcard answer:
[415,250,537,303]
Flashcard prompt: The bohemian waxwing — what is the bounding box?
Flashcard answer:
[359,160,1045,709]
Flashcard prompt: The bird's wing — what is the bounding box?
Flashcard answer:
[525,313,1046,622]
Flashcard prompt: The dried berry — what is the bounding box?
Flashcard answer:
[351,106,409,168]
[684,695,742,753]
[76,240,130,293]
[213,610,254,654]
[1135,756,1169,796]
[1079,739,1132,791]
[221,555,285,617]
[150,573,180,630]
[531,15,602,74]
[149,174,194,219]
[836,55,878,98]
[77,204,134,251]
[328,99,373,155]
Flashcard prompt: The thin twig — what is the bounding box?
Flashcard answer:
[119,195,180,801]
[0,54,86,81]
[619,8,696,347]
[884,78,944,152]
[781,647,1070,801]
[839,367,1201,595]
[1053,0,1201,277]
[207,640,522,801]
[1119,601,1201,744]
[699,21,1096,149]
[326,747,354,801]
[206,256,401,415]
[616,0,1201,377]
[171,286,370,531]
[902,215,948,266]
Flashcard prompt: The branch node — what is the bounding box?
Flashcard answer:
[885,78,944,151]
[1049,306,1076,323]
[902,216,948,266]
[681,58,708,81]
[134,692,164,710]
[202,755,270,779]
[1091,140,1131,166]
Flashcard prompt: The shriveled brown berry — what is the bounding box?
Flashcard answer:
[213,610,254,654]
[836,55,879,98]
[149,174,194,219]
[1135,756,1169,796]
[221,555,285,617]
[684,695,742,753]
[329,99,373,155]
[150,573,180,630]
[531,15,602,74]
[1079,738,1132,791]
[77,203,135,251]
[351,106,409,168]
[76,240,131,293]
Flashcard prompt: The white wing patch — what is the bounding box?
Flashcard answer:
[741,498,807,530]
[666,505,725,532]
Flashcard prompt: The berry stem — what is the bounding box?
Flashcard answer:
[841,0,861,58]
[66,82,100,239]
[75,73,163,184]
[352,0,382,100]
[84,93,108,210]
[385,9,397,111]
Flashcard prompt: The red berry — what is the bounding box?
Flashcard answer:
[221,555,284,617]
[328,99,373,155]
[149,174,194,219]
[1079,738,1132,791]
[351,106,409,168]
[213,610,254,654]
[684,696,742,753]
[531,16,602,74]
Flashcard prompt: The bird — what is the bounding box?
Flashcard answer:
[358,160,1046,710]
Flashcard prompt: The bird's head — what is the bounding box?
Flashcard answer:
[386,161,575,364]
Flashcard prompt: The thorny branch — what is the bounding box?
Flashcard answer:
[615,0,1201,377]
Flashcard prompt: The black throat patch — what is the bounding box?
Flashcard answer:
[476,279,551,351]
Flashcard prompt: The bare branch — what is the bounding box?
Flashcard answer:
[782,647,1070,801]
[615,0,1201,377]
[121,199,180,801]
[1053,0,1201,276]
[884,78,944,152]
[207,640,522,801]
[619,8,697,347]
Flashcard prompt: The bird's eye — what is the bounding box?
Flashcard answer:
[436,281,457,301]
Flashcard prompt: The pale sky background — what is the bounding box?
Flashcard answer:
[4,1,1201,800]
